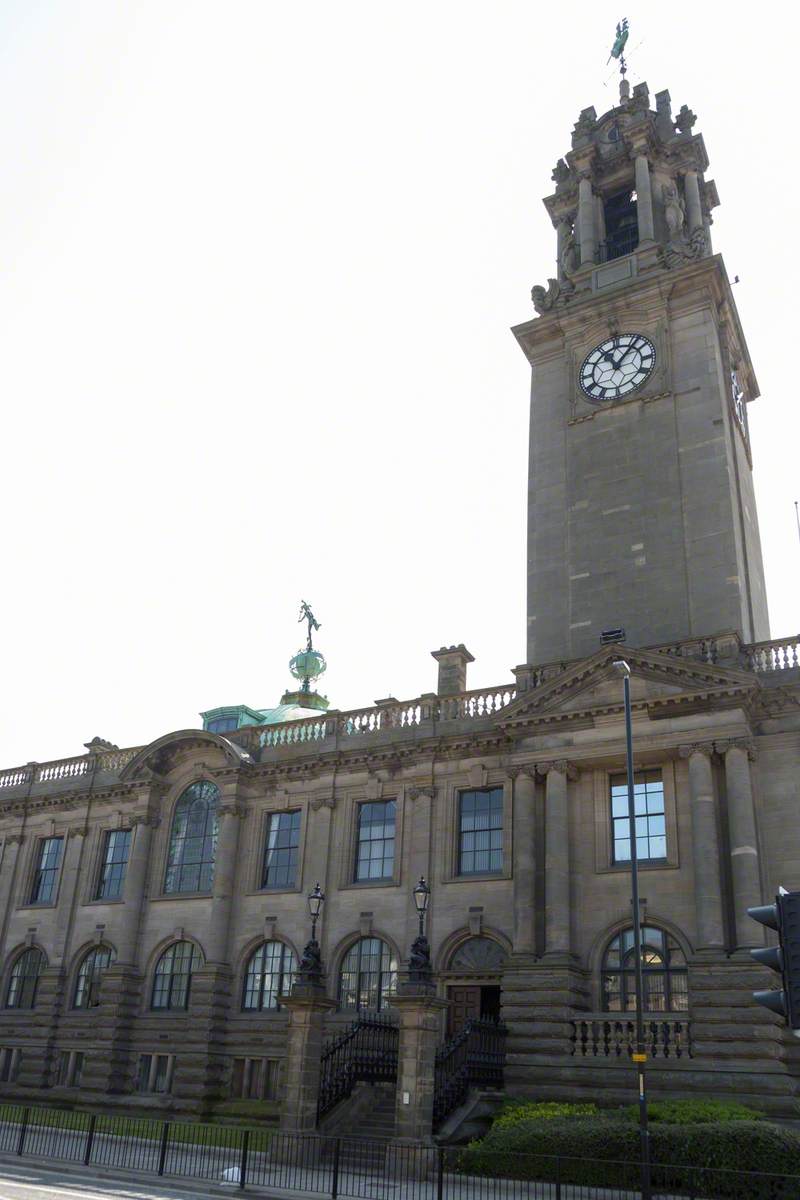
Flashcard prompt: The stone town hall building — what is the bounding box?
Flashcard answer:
[0,74,798,1134]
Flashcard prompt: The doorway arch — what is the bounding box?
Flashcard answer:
[442,934,508,1035]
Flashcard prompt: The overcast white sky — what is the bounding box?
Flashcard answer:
[0,2,797,767]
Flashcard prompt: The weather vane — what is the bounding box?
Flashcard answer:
[298,600,321,651]
[608,17,630,78]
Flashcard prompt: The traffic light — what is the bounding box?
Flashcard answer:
[748,889,800,1033]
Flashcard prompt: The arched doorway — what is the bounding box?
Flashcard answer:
[443,936,507,1035]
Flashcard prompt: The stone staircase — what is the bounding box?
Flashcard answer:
[319,1081,396,1171]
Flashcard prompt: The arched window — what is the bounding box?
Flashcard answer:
[164,781,219,895]
[339,937,397,1012]
[242,941,297,1010]
[151,941,201,1011]
[602,926,688,1013]
[74,945,116,1009]
[6,948,45,1010]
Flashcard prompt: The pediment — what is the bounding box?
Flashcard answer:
[502,646,758,725]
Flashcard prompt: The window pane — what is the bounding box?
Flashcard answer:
[602,926,687,1014]
[96,829,132,900]
[263,812,301,889]
[611,772,665,863]
[339,937,396,1012]
[74,945,116,1008]
[458,789,503,874]
[354,801,395,882]
[31,838,64,904]
[7,949,44,1010]
[163,782,219,895]
[151,941,199,1010]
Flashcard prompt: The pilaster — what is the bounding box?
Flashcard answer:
[280,981,337,1133]
[716,739,762,947]
[392,984,448,1145]
[679,743,724,951]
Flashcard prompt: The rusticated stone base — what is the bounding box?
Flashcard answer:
[80,964,145,1095]
[502,954,591,1078]
[171,965,234,1113]
[499,952,799,1116]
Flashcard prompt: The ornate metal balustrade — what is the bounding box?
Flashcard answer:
[571,1015,692,1060]
[316,1012,398,1122]
[433,1018,507,1130]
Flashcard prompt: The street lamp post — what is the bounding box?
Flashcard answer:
[297,882,325,983]
[613,660,651,1200]
[409,876,432,985]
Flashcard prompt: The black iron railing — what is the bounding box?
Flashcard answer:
[1,1101,799,1198]
[598,227,639,262]
[316,1011,398,1122]
[432,1017,506,1129]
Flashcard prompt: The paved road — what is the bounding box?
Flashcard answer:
[0,1162,236,1200]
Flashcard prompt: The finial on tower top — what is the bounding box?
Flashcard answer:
[298,599,321,652]
[608,18,630,102]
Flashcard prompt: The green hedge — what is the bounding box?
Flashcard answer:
[456,1117,800,1200]
[622,1098,764,1124]
[492,1100,599,1128]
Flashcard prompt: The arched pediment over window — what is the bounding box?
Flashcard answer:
[448,936,508,973]
[120,729,251,782]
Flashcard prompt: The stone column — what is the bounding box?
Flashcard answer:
[680,745,725,951]
[555,218,568,279]
[512,769,536,954]
[206,801,245,964]
[0,835,25,962]
[594,193,606,252]
[578,176,596,265]
[718,740,762,947]
[392,984,449,1145]
[280,980,336,1133]
[53,828,87,968]
[542,762,576,958]
[684,170,703,232]
[115,813,156,965]
[634,155,655,242]
[85,802,159,1096]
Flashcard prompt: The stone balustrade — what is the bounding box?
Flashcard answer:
[745,635,800,673]
[571,1015,692,1060]
[0,633,797,794]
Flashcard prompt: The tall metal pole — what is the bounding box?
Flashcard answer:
[618,663,650,1200]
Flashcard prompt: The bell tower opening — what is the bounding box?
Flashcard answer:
[601,188,638,261]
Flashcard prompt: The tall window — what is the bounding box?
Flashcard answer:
[164,781,219,894]
[602,926,688,1013]
[6,948,45,1010]
[151,941,201,1011]
[339,937,396,1012]
[262,812,301,889]
[74,945,116,1009]
[242,941,297,1010]
[610,771,666,863]
[30,837,64,904]
[458,788,503,875]
[95,829,132,900]
[355,801,395,882]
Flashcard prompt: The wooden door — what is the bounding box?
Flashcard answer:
[447,985,481,1035]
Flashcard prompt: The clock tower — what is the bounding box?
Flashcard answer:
[513,80,769,667]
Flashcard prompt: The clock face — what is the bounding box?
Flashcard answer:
[579,334,656,403]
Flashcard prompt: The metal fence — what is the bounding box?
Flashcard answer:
[0,1102,799,1199]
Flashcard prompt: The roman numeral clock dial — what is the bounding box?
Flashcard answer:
[579,334,656,403]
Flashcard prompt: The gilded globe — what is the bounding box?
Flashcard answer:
[289,649,326,682]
